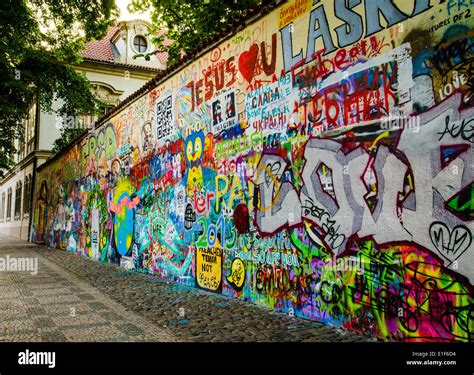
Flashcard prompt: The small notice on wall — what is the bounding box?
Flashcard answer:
[211,90,237,134]
[278,0,313,29]
[196,247,222,292]
[120,256,134,271]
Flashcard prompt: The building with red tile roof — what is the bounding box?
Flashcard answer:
[0,19,166,240]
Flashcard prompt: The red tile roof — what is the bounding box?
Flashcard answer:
[80,24,163,72]
[81,58,162,72]
[80,26,119,62]
[156,51,169,64]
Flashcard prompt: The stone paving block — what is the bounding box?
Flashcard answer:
[86,301,107,310]
[42,303,91,316]
[50,313,109,327]
[61,325,121,342]
[30,287,72,296]
[98,311,123,322]
[116,323,145,336]
[0,333,43,342]
[36,294,82,305]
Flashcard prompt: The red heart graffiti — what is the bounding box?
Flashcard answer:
[238,44,259,83]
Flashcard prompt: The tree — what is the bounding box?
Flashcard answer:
[0,0,119,174]
[127,0,264,66]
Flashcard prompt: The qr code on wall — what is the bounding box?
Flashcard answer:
[156,95,173,140]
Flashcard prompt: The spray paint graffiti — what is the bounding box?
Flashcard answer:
[32,0,473,342]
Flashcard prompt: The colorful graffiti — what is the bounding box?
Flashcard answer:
[32,0,473,342]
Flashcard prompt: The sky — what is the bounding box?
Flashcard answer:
[116,0,152,21]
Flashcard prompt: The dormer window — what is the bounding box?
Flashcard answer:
[133,35,147,53]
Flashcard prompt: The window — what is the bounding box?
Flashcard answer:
[97,101,114,116]
[77,107,110,132]
[26,102,36,154]
[133,35,147,53]
[23,175,32,215]
[82,82,122,129]
[14,181,22,219]
[18,127,25,161]
[0,193,5,222]
[77,114,95,130]
[6,188,12,220]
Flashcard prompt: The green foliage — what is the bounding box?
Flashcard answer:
[0,0,119,172]
[127,0,264,65]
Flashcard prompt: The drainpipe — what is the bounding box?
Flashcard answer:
[19,170,23,240]
[27,157,37,242]
[27,92,40,242]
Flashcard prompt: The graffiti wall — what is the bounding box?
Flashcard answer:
[32,0,474,342]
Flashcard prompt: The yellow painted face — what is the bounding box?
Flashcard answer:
[227,258,245,290]
[187,165,203,196]
[186,136,203,162]
[188,166,203,184]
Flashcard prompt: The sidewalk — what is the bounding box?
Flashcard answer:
[0,234,366,342]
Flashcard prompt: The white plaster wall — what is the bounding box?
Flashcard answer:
[38,71,153,151]
[0,163,34,240]
[39,100,63,151]
[114,37,126,57]
[127,29,165,69]
[83,70,152,100]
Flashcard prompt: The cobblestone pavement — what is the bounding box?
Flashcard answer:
[0,236,176,342]
[0,234,367,342]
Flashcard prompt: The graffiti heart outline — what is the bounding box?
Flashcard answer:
[429,221,472,263]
